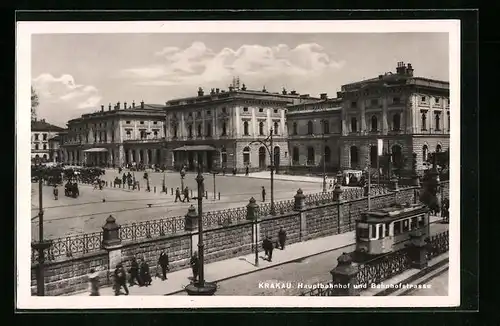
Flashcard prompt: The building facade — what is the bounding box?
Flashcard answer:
[163,84,319,171]
[31,119,65,162]
[60,101,167,167]
[338,62,450,172]
[286,95,343,174]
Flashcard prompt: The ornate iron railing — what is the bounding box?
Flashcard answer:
[356,248,412,288]
[31,231,103,263]
[426,230,449,260]
[342,187,365,200]
[202,206,247,227]
[119,216,186,241]
[305,191,334,206]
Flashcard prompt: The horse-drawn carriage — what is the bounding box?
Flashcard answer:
[64,182,79,198]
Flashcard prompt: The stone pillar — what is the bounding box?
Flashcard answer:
[389,174,399,191]
[151,149,156,166]
[294,189,306,241]
[406,230,428,269]
[246,197,261,252]
[135,149,140,164]
[360,99,366,134]
[184,205,199,257]
[330,252,360,296]
[102,215,123,274]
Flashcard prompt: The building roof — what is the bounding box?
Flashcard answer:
[31,119,65,132]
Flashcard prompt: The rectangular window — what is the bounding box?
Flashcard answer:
[140,121,144,125]
[126,121,131,124]
[43,134,47,141]
[435,98,440,103]
[153,121,158,125]
[222,107,227,113]
[411,217,418,229]
[421,96,426,102]
[394,221,401,236]
[385,223,390,237]
[35,144,39,150]
[371,224,377,239]
[207,110,211,116]
[402,219,410,233]
[34,134,39,140]
[273,109,278,114]
[393,97,400,104]
[243,107,248,112]
[259,108,264,113]
[357,227,369,240]
[418,215,426,227]
[351,101,357,108]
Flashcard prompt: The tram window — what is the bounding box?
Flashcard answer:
[418,215,426,227]
[385,223,390,237]
[357,227,369,239]
[371,225,377,239]
[378,225,384,239]
[402,219,410,233]
[411,217,418,229]
[394,221,401,236]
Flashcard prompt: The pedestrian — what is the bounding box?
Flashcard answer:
[53,185,58,200]
[139,258,152,286]
[118,167,122,174]
[143,172,148,180]
[175,187,182,203]
[158,251,170,281]
[128,257,140,286]
[245,166,249,176]
[278,227,287,250]
[262,235,274,262]
[113,263,129,296]
[88,268,100,296]
[261,186,266,202]
[190,251,200,282]
[183,186,190,202]
[222,167,226,176]
[122,173,127,185]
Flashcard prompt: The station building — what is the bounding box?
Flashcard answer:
[163,83,318,171]
[60,101,166,166]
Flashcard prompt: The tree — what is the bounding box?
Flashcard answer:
[31,86,39,121]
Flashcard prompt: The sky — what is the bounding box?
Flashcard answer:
[31,33,449,127]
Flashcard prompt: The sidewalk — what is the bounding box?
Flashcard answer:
[73,231,356,296]
[231,172,325,184]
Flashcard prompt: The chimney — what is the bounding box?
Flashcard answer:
[396,61,407,75]
[241,83,247,91]
[290,90,297,95]
[406,63,414,76]
[117,101,121,110]
[141,100,144,109]
[282,87,287,95]
[210,88,215,95]
[262,86,267,92]
[124,101,127,109]
[109,103,112,111]
[101,105,104,112]
[320,93,328,100]
[216,88,220,94]
[198,87,204,96]
[378,74,383,79]
[228,85,234,92]
[132,101,135,108]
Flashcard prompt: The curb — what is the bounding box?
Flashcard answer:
[165,241,357,295]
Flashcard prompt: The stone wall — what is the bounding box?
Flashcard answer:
[31,250,109,296]
[32,185,419,296]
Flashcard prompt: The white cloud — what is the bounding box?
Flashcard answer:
[119,42,345,87]
[32,73,102,126]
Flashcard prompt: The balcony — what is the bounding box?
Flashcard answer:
[123,137,165,143]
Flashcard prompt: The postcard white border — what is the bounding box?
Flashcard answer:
[16,20,461,309]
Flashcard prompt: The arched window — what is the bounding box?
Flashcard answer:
[259,121,264,135]
[421,113,427,131]
[324,146,331,163]
[307,121,314,135]
[422,145,429,162]
[222,121,227,136]
[243,121,249,135]
[436,144,442,153]
[243,146,250,164]
[351,117,357,132]
[274,121,279,135]
[221,147,227,165]
[292,147,299,164]
[188,125,193,138]
[292,122,298,135]
[350,146,358,166]
[435,113,441,131]
[173,125,178,138]
[323,120,330,134]
[371,115,378,131]
[43,144,47,150]
[307,147,315,165]
[393,113,401,131]
[370,146,378,167]
[197,124,202,137]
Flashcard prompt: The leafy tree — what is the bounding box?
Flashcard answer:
[31,86,39,121]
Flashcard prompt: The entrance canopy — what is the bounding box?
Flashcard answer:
[83,148,108,153]
[173,145,216,152]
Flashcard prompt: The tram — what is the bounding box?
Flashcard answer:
[354,203,430,259]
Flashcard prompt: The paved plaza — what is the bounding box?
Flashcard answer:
[73,217,447,296]
[31,169,325,240]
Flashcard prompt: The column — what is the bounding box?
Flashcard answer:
[360,99,366,134]
[203,151,207,167]
[135,149,140,163]
[129,149,133,164]
[151,149,156,166]
[144,149,149,165]
[212,114,216,138]
[251,108,257,136]
[382,97,389,133]
[234,106,240,137]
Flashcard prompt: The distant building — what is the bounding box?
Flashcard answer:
[338,62,450,172]
[163,84,318,171]
[286,94,343,174]
[31,119,65,162]
[60,101,166,167]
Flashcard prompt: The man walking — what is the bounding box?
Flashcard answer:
[262,235,274,262]
[158,251,170,281]
[128,257,140,286]
[261,186,266,202]
[88,268,100,296]
[190,251,200,282]
[245,166,249,176]
[175,187,182,203]
[113,263,129,296]
[278,227,287,250]
[53,185,59,200]
[183,186,190,202]
[139,258,152,286]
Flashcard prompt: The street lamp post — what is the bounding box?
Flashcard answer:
[185,164,217,296]
[180,168,186,191]
[249,128,275,215]
[211,169,218,201]
[31,171,52,296]
[246,197,260,267]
